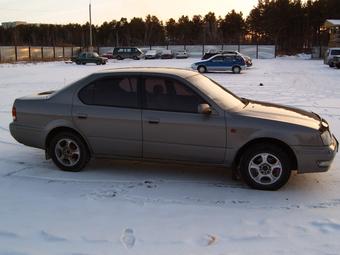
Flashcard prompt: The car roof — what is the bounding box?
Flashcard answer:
[96,67,199,78]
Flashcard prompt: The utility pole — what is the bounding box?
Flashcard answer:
[89,1,93,52]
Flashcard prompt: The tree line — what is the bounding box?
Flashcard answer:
[0,0,340,53]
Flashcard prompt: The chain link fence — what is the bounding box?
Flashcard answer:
[0,44,276,63]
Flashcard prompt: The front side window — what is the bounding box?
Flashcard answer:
[143,77,204,113]
[79,77,139,108]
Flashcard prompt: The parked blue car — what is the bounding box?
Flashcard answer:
[191,54,246,74]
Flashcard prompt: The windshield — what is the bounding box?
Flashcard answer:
[331,50,340,55]
[188,74,245,110]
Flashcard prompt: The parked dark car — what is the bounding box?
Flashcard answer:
[9,68,338,190]
[112,47,144,60]
[202,50,252,67]
[192,54,246,74]
[71,52,107,65]
[161,50,174,59]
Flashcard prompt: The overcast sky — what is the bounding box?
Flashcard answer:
[0,0,259,25]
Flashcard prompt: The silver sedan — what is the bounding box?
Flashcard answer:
[10,68,338,190]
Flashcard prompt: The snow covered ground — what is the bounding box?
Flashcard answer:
[0,58,340,255]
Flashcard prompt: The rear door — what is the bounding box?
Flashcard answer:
[141,76,226,163]
[72,75,142,158]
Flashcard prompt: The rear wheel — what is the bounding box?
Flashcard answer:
[232,66,241,74]
[197,65,207,73]
[239,143,291,190]
[49,132,89,172]
[76,60,81,65]
[329,62,334,68]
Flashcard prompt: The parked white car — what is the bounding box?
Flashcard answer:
[176,50,189,59]
[145,50,160,59]
[324,48,340,67]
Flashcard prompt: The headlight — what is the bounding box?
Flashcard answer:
[321,130,332,145]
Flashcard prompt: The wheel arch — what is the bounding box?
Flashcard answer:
[45,126,92,158]
[233,137,298,171]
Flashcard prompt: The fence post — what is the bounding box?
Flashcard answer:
[71,47,74,57]
[15,46,18,62]
[274,45,277,58]
[29,46,31,61]
[63,46,65,59]
[202,44,205,56]
[256,44,259,59]
[41,46,44,60]
[53,46,56,60]
[238,44,240,52]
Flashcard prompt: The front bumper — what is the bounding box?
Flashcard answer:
[292,135,338,173]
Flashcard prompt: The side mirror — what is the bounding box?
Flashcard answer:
[198,103,212,115]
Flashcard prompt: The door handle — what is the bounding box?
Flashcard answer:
[77,113,88,119]
[148,119,159,124]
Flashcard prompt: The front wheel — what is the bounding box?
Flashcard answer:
[49,132,89,172]
[197,66,207,73]
[239,143,291,190]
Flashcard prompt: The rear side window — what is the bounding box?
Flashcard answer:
[143,77,204,113]
[79,77,139,108]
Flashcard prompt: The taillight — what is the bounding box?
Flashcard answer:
[12,106,17,121]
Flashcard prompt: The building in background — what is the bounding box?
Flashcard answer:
[1,21,28,29]
[324,19,340,47]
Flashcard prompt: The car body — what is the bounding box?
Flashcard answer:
[71,52,107,65]
[101,52,113,59]
[192,54,246,74]
[176,50,189,59]
[161,50,174,59]
[202,50,252,67]
[324,48,340,67]
[10,68,338,190]
[112,47,143,60]
[145,50,161,59]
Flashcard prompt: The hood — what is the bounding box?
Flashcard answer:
[241,99,321,130]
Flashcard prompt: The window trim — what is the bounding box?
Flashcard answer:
[78,76,142,109]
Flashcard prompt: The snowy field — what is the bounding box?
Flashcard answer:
[0,58,340,255]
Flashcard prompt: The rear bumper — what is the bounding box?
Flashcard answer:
[9,122,44,149]
[292,135,338,173]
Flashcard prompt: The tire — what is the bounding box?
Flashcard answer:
[49,132,90,172]
[96,61,101,65]
[133,56,139,60]
[232,66,241,74]
[81,62,86,65]
[102,62,106,65]
[197,65,207,73]
[329,62,334,68]
[239,143,292,191]
[76,60,81,65]
[117,55,124,60]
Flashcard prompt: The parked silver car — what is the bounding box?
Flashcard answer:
[10,68,338,190]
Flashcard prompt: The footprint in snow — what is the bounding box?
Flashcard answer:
[197,234,218,246]
[120,228,136,249]
[0,230,19,239]
[40,230,67,242]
